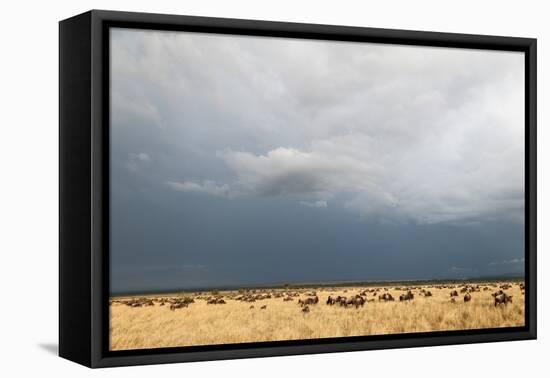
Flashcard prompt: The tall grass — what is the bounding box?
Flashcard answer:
[110,282,524,350]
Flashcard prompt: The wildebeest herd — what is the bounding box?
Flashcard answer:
[111,281,523,313]
[109,281,525,350]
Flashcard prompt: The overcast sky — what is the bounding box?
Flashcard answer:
[109,28,525,294]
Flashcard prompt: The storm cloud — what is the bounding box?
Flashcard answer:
[109,28,525,293]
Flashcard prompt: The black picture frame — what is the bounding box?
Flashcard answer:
[59,9,537,368]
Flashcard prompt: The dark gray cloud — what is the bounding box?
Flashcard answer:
[109,28,525,293]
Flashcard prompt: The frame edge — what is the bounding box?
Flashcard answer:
[59,11,94,368]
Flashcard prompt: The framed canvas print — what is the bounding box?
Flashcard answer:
[59,10,537,368]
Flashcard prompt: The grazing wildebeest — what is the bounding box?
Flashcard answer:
[207,298,226,305]
[346,295,365,308]
[424,291,433,297]
[249,305,254,309]
[491,290,504,298]
[450,290,458,297]
[450,298,456,303]
[170,302,188,311]
[260,305,267,310]
[335,296,347,306]
[283,297,294,301]
[464,293,472,302]
[299,296,319,307]
[378,293,394,302]
[302,305,310,313]
[342,297,356,307]
[494,293,513,307]
[399,291,414,301]
[326,296,336,305]
[123,297,157,308]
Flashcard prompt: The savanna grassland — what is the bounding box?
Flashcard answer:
[109,281,525,350]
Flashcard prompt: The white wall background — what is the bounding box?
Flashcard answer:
[0,0,546,376]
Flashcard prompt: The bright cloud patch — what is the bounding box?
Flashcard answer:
[219,129,524,224]
[167,180,230,198]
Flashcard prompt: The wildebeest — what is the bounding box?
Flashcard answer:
[464,293,472,302]
[207,298,226,305]
[450,298,456,303]
[344,295,366,308]
[334,296,347,306]
[302,305,310,313]
[399,291,414,301]
[299,296,319,307]
[122,297,156,307]
[378,293,394,302]
[450,290,458,297]
[260,305,267,310]
[170,302,188,311]
[249,305,254,309]
[494,293,513,307]
[343,297,354,307]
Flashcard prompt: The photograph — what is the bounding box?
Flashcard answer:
[108,27,526,351]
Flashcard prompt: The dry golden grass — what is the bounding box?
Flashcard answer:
[109,281,525,350]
